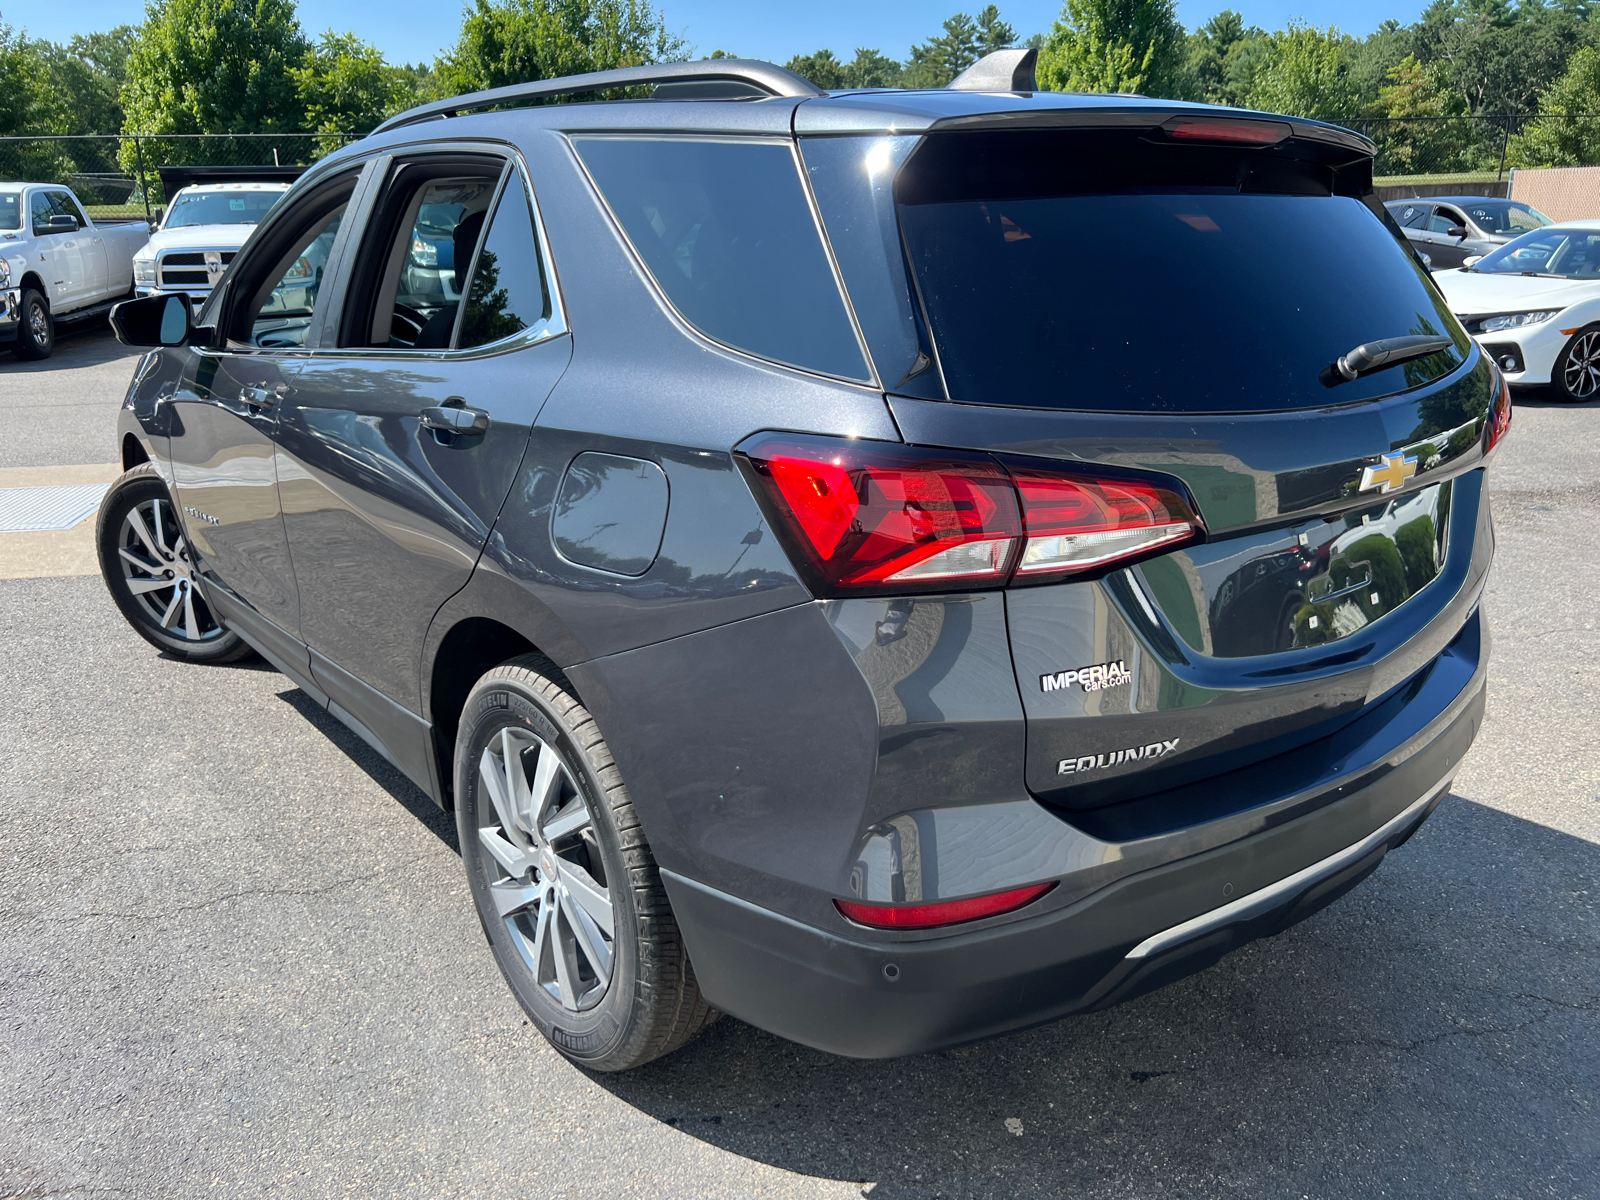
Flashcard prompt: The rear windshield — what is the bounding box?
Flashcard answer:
[895,131,1468,413]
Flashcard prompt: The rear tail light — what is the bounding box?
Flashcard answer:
[835,882,1056,930]
[1484,367,1512,454]
[738,433,1203,596]
[1007,464,1200,580]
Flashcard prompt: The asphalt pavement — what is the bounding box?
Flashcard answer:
[1,328,1596,1199]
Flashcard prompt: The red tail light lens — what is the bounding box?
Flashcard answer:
[738,434,1203,595]
[836,882,1056,930]
[1007,463,1201,580]
[1162,117,1290,146]
[1484,368,1512,454]
[740,434,1021,591]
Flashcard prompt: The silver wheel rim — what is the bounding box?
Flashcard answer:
[117,496,222,642]
[477,727,615,1013]
[28,300,48,343]
[1563,332,1600,398]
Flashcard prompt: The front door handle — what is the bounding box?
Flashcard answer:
[239,383,289,410]
[420,404,490,436]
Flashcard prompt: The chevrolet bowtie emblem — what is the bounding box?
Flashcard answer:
[1359,452,1418,495]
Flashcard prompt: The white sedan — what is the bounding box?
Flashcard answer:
[1431,220,1600,401]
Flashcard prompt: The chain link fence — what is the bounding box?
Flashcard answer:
[1340,114,1600,197]
[0,134,355,224]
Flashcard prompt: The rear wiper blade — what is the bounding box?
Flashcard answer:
[1322,335,1455,386]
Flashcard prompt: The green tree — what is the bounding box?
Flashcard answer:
[295,31,413,153]
[902,6,1016,88]
[1410,0,1585,115]
[435,0,684,97]
[121,0,309,138]
[35,26,140,134]
[1177,9,1268,104]
[844,47,904,88]
[786,48,847,89]
[1244,21,1359,119]
[1507,44,1600,165]
[0,18,73,181]
[1366,53,1467,173]
[1036,0,1185,97]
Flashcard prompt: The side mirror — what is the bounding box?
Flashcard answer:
[1447,226,1468,239]
[46,214,78,232]
[1462,255,1483,268]
[111,293,200,348]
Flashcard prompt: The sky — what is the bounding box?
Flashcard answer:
[11,0,1430,67]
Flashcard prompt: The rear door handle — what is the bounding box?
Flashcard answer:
[420,404,489,436]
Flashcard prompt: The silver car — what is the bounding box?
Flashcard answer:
[1387,196,1553,269]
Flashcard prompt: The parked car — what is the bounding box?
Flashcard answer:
[133,181,291,309]
[1431,219,1600,400]
[0,182,148,359]
[100,52,1507,1071]
[1386,196,1554,270]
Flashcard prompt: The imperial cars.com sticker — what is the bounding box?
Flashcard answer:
[1041,660,1132,693]
[1057,738,1181,775]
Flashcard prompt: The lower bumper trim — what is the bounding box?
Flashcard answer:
[1126,774,1450,960]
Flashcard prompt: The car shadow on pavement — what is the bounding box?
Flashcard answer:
[274,684,460,852]
[0,323,137,373]
[590,797,1599,1199]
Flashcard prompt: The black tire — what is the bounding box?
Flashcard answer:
[95,463,255,663]
[455,654,718,1071]
[1552,324,1600,403]
[12,288,53,360]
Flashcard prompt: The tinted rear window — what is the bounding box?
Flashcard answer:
[575,137,870,382]
[896,131,1467,413]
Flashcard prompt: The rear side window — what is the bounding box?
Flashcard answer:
[459,173,552,350]
[896,130,1468,414]
[574,137,869,382]
[1392,203,1431,229]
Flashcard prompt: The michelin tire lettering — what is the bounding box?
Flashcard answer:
[1058,738,1181,775]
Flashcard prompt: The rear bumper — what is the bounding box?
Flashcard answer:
[665,650,1485,1058]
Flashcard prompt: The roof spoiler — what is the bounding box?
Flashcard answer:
[373,59,823,134]
[947,48,1038,92]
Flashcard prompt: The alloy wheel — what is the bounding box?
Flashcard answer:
[27,299,49,344]
[476,727,615,1012]
[1563,331,1600,398]
[116,496,223,642]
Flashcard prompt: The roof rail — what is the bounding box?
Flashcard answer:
[373,59,824,134]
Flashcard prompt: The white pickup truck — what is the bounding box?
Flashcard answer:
[0,183,150,360]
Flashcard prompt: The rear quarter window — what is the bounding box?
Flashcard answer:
[574,136,870,383]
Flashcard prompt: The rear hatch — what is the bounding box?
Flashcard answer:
[803,115,1499,820]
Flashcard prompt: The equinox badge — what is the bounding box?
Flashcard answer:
[1058,738,1180,775]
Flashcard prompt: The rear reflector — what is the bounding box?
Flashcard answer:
[835,882,1056,930]
[738,433,1203,596]
[1162,117,1291,145]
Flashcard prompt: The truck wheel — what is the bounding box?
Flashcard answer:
[12,288,53,360]
[455,655,719,1071]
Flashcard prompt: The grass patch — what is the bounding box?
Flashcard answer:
[1375,171,1503,186]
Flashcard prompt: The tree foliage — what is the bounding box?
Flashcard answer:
[295,31,413,152]
[1243,22,1360,120]
[435,0,685,96]
[1508,45,1600,165]
[786,7,1014,91]
[1037,0,1185,97]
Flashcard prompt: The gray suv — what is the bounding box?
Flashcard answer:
[99,52,1507,1071]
